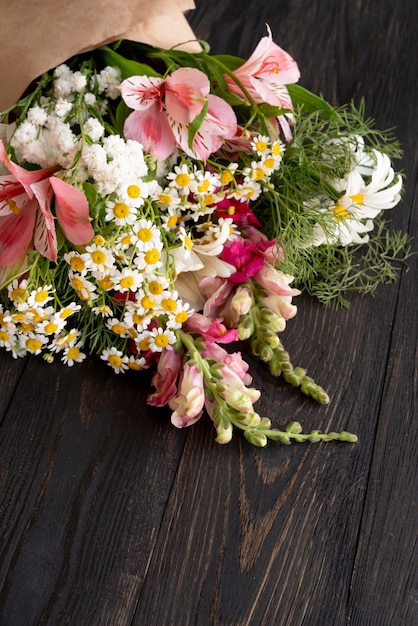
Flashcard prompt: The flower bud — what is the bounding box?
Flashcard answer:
[244,430,268,447]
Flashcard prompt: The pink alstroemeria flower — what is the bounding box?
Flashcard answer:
[224,27,300,140]
[120,68,237,161]
[168,362,205,428]
[0,140,93,266]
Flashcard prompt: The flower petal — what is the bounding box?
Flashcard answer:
[0,199,37,266]
[165,67,209,123]
[120,75,164,110]
[49,177,94,245]
[123,107,176,161]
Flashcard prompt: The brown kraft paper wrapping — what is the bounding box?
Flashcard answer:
[0,0,199,111]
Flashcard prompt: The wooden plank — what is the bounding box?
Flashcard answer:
[0,356,188,625]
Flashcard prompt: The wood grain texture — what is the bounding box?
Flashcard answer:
[0,0,417,625]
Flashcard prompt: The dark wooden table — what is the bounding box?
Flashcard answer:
[1,1,417,624]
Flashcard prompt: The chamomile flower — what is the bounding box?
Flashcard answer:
[27,286,55,308]
[251,134,271,155]
[160,205,181,230]
[92,304,114,317]
[167,163,196,195]
[7,279,28,307]
[50,329,81,352]
[100,347,129,374]
[154,187,182,209]
[191,170,219,197]
[0,327,17,349]
[131,219,161,251]
[56,302,82,321]
[148,326,176,352]
[166,302,194,329]
[106,318,130,337]
[36,316,67,336]
[64,251,88,275]
[62,342,87,366]
[114,267,144,292]
[82,244,115,276]
[229,181,262,202]
[19,332,48,355]
[105,199,138,225]
[123,302,152,330]
[126,355,148,371]
[69,272,98,302]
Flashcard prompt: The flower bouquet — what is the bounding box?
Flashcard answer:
[0,27,408,447]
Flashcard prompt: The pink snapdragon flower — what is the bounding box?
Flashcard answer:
[202,340,253,386]
[120,68,237,161]
[0,140,93,267]
[255,265,300,321]
[185,312,238,343]
[147,348,183,407]
[224,28,300,140]
[168,362,205,428]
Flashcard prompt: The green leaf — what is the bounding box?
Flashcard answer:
[99,46,161,79]
[288,84,342,122]
[187,99,209,150]
[212,54,246,71]
[258,103,291,118]
[115,99,131,135]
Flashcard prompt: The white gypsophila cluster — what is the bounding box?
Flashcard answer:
[94,66,122,99]
[80,135,149,196]
[10,110,79,169]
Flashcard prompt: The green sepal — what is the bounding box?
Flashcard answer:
[188,98,209,150]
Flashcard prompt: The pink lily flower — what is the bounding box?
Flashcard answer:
[0,140,93,266]
[121,68,237,161]
[224,27,300,140]
[168,362,205,428]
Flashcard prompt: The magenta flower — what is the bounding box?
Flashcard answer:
[216,197,261,228]
[0,140,93,267]
[224,28,300,140]
[120,68,237,161]
[220,239,265,284]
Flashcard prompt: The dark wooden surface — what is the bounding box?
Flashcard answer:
[1,1,417,624]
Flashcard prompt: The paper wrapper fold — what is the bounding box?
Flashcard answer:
[0,0,199,111]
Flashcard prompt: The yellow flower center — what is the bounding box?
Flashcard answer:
[333,203,350,222]
[12,313,26,323]
[161,298,177,313]
[202,194,216,206]
[113,202,130,218]
[175,173,191,188]
[69,257,86,272]
[120,234,133,246]
[97,276,114,290]
[93,235,106,246]
[167,214,178,228]
[71,277,85,291]
[0,330,10,342]
[132,313,145,325]
[59,307,75,319]
[255,140,268,152]
[175,311,189,324]
[137,227,153,242]
[10,287,27,302]
[119,276,135,290]
[108,354,122,368]
[26,338,43,352]
[263,157,275,169]
[253,168,265,181]
[127,184,141,198]
[66,346,80,360]
[197,179,210,193]
[111,323,126,335]
[91,250,107,265]
[141,295,155,309]
[34,290,49,303]
[272,143,282,156]
[350,193,365,206]
[154,333,169,348]
[158,193,174,205]
[138,337,150,351]
[220,170,233,185]
[184,235,193,250]
[44,322,59,334]
[148,281,163,295]
[144,248,161,265]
